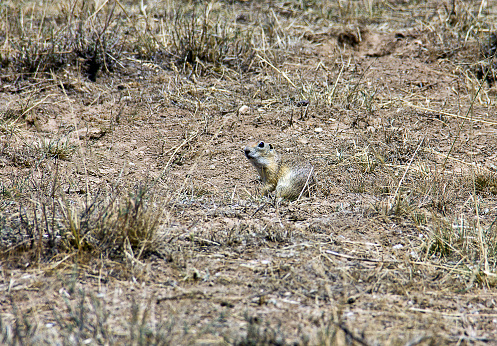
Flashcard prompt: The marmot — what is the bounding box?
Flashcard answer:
[244,141,314,201]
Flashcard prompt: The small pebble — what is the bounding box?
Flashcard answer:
[238,105,250,114]
[314,127,323,133]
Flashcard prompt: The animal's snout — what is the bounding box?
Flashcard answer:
[244,148,252,159]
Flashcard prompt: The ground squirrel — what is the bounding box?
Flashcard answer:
[244,141,314,201]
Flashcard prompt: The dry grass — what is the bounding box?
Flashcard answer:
[1,0,497,344]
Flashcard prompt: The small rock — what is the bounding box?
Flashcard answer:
[298,137,309,145]
[238,105,250,114]
[99,167,117,175]
[76,127,104,140]
[314,127,323,133]
[209,164,216,169]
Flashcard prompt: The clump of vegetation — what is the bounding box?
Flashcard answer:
[167,5,256,75]
[35,137,77,161]
[60,184,163,259]
[0,1,261,83]
[474,170,497,195]
[1,1,124,81]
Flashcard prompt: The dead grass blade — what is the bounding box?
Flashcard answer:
[389,137,424,213]
[256,53,297,89]
[405,103,497,126]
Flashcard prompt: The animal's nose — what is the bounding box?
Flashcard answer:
[244,148,251,158]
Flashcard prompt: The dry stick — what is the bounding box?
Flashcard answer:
[439,257,467,285]
[417,69,490,212]
[424,147,485,168]
[296,166,314,202]
[88,0,112,21]
[14,94,56,123]
[470,80,490,277]
[473,161,489,277]
[347,57,377,104]
[327,320,370,346]
[326,248,481,276]
[442,67,490,170]
[438,67,490,274]
[256,53,298,89]
[251,202,267,217]
[325,250,400,264]
[389,137,424,214]
[147,131,199,194]
[326,250,478,277]
[58,81,90,209]
[170,116,232,206]
[163,133,198,176]
[46,254,74,271]
[114,0,164,51]
[328,58,347,104]
[140,0,147,17]
[405,103,497,126]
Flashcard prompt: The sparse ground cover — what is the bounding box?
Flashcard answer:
[1,0,497,344]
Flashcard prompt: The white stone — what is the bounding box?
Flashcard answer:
[238,105,250,114]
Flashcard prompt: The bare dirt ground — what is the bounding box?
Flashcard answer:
[2,0,497,344]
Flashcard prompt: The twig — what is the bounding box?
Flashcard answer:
[88,0,111,21]
[324,250,400,263]
[256,53,297,89]
[347,57,377,104]
[251,202,268,217]
[58,81,90,208]
[170,115,232,204]
[328,57,347,104]
[192,237,220,246]
[159,132,198,179]
[296,166,314,202]
[424,147,483,168]
[405,103,497,126]
[332,321,370,346]
[16,94,57,121]
[389,137,424,213]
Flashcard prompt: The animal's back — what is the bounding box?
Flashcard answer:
[244,141,314,201]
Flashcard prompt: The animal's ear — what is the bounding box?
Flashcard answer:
[269,144,273,150]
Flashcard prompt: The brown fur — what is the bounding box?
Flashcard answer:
[244,141,314,200]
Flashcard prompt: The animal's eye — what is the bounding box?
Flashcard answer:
[258,142,265,148]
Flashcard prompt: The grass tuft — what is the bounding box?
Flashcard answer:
[60,184,163,260]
